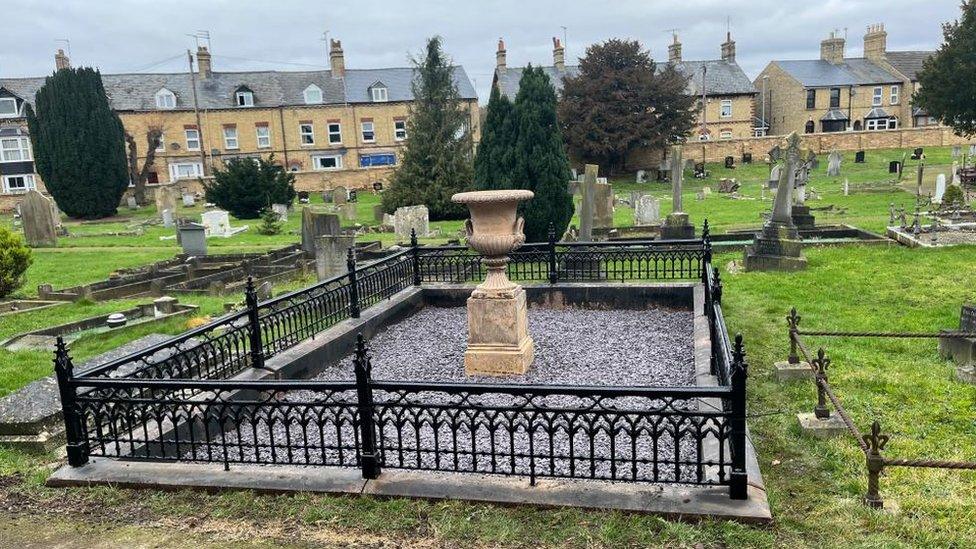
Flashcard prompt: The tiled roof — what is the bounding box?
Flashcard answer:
[864,107,891,119]
[0,66,476,112]
[821,108,849,121]
[495,65,579,99]
[773,58,902,87]
[885,51,934,81]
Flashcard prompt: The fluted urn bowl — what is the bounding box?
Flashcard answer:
[452,189,534,295]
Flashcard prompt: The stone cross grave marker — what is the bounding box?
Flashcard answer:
[394,205,429,240]
[20,190,58,247]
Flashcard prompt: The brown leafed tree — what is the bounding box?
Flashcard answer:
[559,39,696,174]
[125,124,163,206]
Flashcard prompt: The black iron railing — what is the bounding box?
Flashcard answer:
[54,225,749,498]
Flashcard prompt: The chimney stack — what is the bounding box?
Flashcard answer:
[54,49,71,70]
[668,33,682,63]
[330,39,345,78]
[196,46,212,79]
[553,37,565,71]
[863,23,887,62]
[820,31,845,64]
[721,31,736,62]
[496,38,507,73]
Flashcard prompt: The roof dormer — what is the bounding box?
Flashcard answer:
[369,81,388,102]
[303,84,323,105]
[0,89,23,118]
[155,88,177,110]
[235,86,254,107]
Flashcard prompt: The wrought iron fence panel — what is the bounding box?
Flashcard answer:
[415,246,484,283]
[259,276,352,358]
[358,253,414,310]
[556,245,704,282]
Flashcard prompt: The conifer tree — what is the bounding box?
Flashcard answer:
[382,37,473,220]
[473,86,516,190]
[915,1,976,135]
[204,156,295,219]
[26,67,129,219]
[511,66,574,242]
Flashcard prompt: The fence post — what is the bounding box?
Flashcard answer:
[244,277,265,370]
[353,334,381,479]
[410,228,422,286]
[729,333,749,499]
[701,219,712,279]
[711,266,723,305]
[53,337,88,467]
[862,420,889,509]
[787,307,801,365]
[347,248,361,318]
[812,348,831,419]
[547,222,558,284]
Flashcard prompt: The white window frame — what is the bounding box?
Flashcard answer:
[303,84,323,105]
[0,136,32,162]
[361,121,375,143]
[719,130,733,140]
[299,123,315,145]
[328,122,342,144]
[890,85,900,105]
[223,126,239,150]
[0,97,18,117]
[1,174,35,194]
[236,90,254,107]
[312,154,343,171]
[184,128,201,151]
[155,88,177,110]
[255,125,271,148]
[394,119,407,141]
[168,162,203,180]
[154,132,166,152]
[872,86,883,106]
[370,87,389,102]
[719,100,732,118]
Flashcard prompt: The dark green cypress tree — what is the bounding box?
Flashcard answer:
[26,67,129,219]
[473,86,516,190]
[914,1,976,136]
[511,66,573,242]
[382,37,473,220]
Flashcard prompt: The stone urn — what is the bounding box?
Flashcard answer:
[452,189,535,376]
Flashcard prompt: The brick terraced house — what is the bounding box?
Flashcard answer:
[0,41,479,211]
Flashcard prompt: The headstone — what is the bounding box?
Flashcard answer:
[579,164,598,241]
[256,281,273,301]
[843,179,850,196]
[333,186,348,205]
[742,152,753,164]
[126,196,138,210]
[701,186,712,196]
[297,191,310,204]
[314,234,355,280]
[201,210,231,237]
[695,190,705,201]
[153,296,178,315]
[340,203,357,221]
[827,151,842,177]
[271,203,288,222]
[952,146,962,159]
[393,205,429,240]
[348,189,358,203]
[911,147,924,160]
[661,145,694,239]
[154,185,178,215]
[300,207,341,254]
[593,182,614,229]
[182,193,195,207]
[952,161,962,185]
[322,190,333,203]
[178,222,207,256]
[768,164,782,189]
[889,161,900,174]
[854,151,865,163]
[633,195,660,226]
[161,209,175,228]
[935,174,947,203]
[635,170,647,183]
[724,156,735,169]
[970,144,976,157]
[372,181,384,192]
[373,204,385,223]
[382,213,395,227]
[20,190,58,247]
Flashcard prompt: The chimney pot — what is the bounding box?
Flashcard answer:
[863,22,888,62]
[668,33,682,63]
[820,33,845,64]
[721,32,736,63]
[496,38,507,72]
[54,48,71,70]
[330,39,346,78]
[553,36,565,71]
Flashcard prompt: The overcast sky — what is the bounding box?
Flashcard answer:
[0,0,960,101]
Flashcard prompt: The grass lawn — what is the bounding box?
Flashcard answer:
[0,145,974,547]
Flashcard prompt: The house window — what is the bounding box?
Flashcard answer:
[370,87,388,102]
[328,122,342,144]
[806,89,816,110]
[169,162,203,180]
[2,174,35,193]
[0,136,32,162]
[155,89,177,110]
[361,121,375,142]
[394,119,407,141]
[223,126,239,149]
[155,132,165,152]
[359,152,396,167]
[312,154,342,171]
[184,128,201,151]
[822,120,846,132]
[299,123,314,145]
[872,86,883,106]
[235,90,254,107]
[0,98,18,117]
[891,85,900,105]
[256,125,271,148]
[866,118,899,131]
[719,130,733,139]
[720,100,732,118]
[303,84,323,104]
[829,88,841,108]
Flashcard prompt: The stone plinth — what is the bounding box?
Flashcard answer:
[743,222,807,272]
[773,361,812,381]
[791,205,816,230]
[797,413,848,438]
[464,288,535,376]
[660,212,695,240]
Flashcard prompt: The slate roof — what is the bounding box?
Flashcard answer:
[885,51,934,81]
[0,66,477,112]
[495,58,756,98]
[773,59,902,87]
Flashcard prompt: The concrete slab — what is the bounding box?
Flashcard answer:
[774,361,813,381]
[797,412,849,438]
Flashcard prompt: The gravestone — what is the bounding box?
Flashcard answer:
[154,185,178,215]
[768,164,782,189]
[742,152,753,164]
[182,193,195,207]
[843,179,849,196]
[333,186,348,205]
[635,170,647,183]
[661,145,694,239]
[161,209,175,228]
[20,190,58,247]
[911,148,924,160]
[854,151,865,163]
[348,189,358,203]
[340,203,357,221]
[935,174,947,203]
[297,191,310,204]
[593,182,614,229]
[394,205,429,240]
[889,161,901,174]
[724,156,735,169]
[827,151,842,177]
[178,222,207,256]
[579,164,598,241]
[271,203,289,222]
[373,204,385,222]
[201,210,231,236]
[125,195,138,210]
[300,207,341,254]
[372,181,384,192]
[952,146,962,158]
[952,161,961,185]
[315,234,355,281]
[970,144,976,157]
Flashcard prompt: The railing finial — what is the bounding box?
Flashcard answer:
[54,336,73,376]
